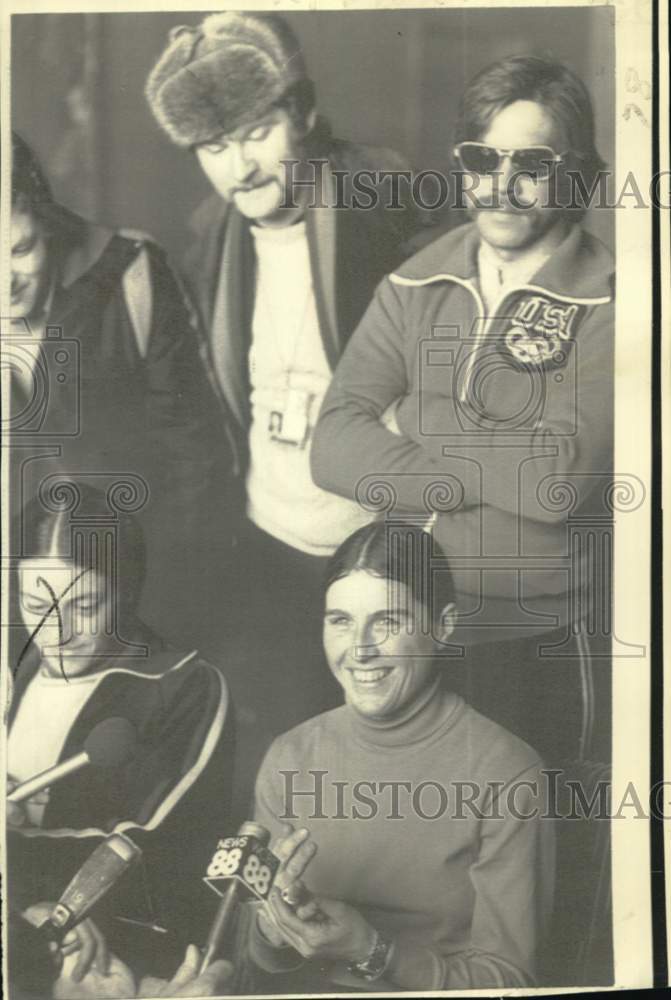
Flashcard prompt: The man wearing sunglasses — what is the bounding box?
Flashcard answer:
[313,55,615,767]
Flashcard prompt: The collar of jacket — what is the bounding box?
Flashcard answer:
[8,624,193,727]
[189,173,346,429]
[45,204,119,289]
[390,221,614,305]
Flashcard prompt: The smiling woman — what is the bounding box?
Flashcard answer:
[321,523,457,719]
[247,520,555,992]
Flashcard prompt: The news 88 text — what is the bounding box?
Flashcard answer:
[204,835,280,902]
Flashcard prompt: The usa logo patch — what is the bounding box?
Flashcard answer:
[504,295,584,365]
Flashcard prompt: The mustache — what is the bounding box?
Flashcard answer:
[474,200,535,213]
[231,177,276,196]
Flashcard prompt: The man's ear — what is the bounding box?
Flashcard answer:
[437,603,457,643]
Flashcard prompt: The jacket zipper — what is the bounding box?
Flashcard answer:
[390,272,611,404]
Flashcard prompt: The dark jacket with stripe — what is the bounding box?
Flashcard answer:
[7,630,233,957]
[9,204,222,494]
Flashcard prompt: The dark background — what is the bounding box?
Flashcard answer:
[12,6,615,265]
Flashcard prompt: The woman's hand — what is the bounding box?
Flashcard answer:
[22,902,109,982]
[7,776,29,828]
[7,775,50,829]
[264,890,376,965]
[259,824,318,948]
[138,943,233,997]
[6,798,28,828]
[59,918,110,982]
[54,951,135,999]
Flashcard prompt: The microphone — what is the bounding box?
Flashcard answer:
[8,717,138,804]
[42,833,142,941]
[200,821,279,972]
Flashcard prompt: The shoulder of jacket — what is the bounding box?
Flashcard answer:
[148,654,229,721]
[579,226,615,268]
[580,230,616,299]
[166,650,226,682]
[390,222,476,283]
[116,226,157,246]
[188,193,231,236]
[121,647,214,681]
[115,230,178,273]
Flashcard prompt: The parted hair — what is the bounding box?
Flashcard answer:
[17,481,146,616]
[325,521,456,627]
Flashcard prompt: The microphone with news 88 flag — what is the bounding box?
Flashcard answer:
[200,821,280,971]
[40,833,141,941]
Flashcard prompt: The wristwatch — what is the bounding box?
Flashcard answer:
[347,930,395,982]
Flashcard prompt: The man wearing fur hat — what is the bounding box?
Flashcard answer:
[146,12,425,807]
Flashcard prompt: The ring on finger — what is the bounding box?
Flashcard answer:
[280,886,301,908]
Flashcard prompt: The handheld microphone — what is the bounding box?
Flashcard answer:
[42,833,142,941]
[200,821,279,972]
[8,717,138,804]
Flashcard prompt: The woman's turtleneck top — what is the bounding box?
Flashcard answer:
[343,672,461,750]
[253,678,555,990]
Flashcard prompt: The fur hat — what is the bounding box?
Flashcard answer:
[146,12,311,147]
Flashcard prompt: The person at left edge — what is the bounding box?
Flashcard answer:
[9,133,233,646]
[6,483,234,980]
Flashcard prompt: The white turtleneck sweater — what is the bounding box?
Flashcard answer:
[246,221,372,555]
[8,667,102,825]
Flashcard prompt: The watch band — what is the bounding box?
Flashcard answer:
[347,930,395,982]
